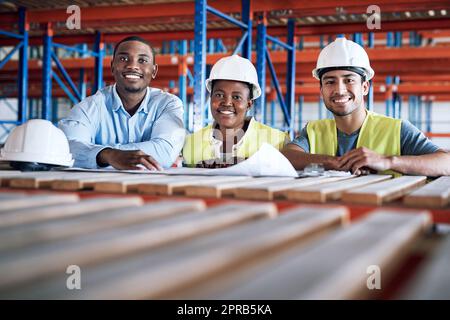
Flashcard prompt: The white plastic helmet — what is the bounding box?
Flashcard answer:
[205,54,261,100]
[312,37,375,81]
[0,119,74,170]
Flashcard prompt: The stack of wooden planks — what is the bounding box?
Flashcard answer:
[0,191,446,299]
[0,170,448,208]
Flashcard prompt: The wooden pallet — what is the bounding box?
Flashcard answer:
[404,176,450,208]
[214,209,431,299]
[0,171,23,187]
[0,192,26,200]
[285,175,392,202]
[401,235,450,299]
[93,174,172,193]
[1,171,62,187]
[0,201,276,290]
[0,196,143,229]
[7,205,348,299]
[51,173,134,191]
[232,176,354,201]
[0,193,79,213]
[0,199,205,252]
[184,177,294,198]
[137,176,248,195]
[342,176,427,205]
[8,171,95,189]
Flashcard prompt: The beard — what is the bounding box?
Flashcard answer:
[326,106,356,117]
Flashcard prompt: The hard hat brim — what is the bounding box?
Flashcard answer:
[0,150,74,167]
[312,66,375,81]
[205,78,261,100]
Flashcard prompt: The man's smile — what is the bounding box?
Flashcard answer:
[123,72,143,79]
[331,95,352,104]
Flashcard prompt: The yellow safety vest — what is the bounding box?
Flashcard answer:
[183,118,289,167]
[306,110,402,176]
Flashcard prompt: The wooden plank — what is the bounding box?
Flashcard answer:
[137,176,247,195]
[0,196,143,229]
[0,199,205,252]
[342,176,427,205]
[404,176,450,208]
[0,170,22,187]
[232,176,355,201]
[4,171,112,188]
[0,192,26,200]
[137,176,201,195]
[9,171,86,189]
[402,235,450,299]
[285,175,392,202]
[213,209,431,299]
[8,205,348,299]
[93,175,173,194]
[50,173,135,190]
[0,171,51,187]
[0,202,276,290]
[171,176,248,194]
[0,194,79,213]
[4,171,92,179]
[0,170,21,176]
[184,177,294,198]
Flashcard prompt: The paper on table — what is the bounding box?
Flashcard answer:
[63,143,298,177]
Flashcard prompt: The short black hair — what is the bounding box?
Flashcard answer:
[211,80,254,100]
[113,36,156,65]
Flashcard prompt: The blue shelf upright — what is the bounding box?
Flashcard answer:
[41,26,104,122]
[0,7,28,138]
[193,0,253,131]
[256,15,296,137]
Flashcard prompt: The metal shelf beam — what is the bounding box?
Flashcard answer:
[0,7,28,129]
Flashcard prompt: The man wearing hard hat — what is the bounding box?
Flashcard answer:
[282,37,450,176]
[59,36,185,170]
[182,55,289,168]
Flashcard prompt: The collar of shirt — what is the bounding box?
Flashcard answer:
[209,117,255,158]
[337,127,361,138]
[111,84,151,115]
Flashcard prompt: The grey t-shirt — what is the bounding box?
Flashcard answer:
[290,120,440,156]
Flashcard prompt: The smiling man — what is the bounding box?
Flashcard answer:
[182,55,289,168]
[282,37,450,177]
[59,36,185,170]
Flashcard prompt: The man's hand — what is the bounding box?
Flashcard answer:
[323,156,344,171]
[97,148,163,171]
[338,147,392,175]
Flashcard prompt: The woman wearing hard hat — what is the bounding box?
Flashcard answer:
[282,37,450,177]
[182,55,289,168]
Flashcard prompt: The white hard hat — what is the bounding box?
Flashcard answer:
[205,54,261,100]
[312,37,375,81]
[0,119,74,169]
